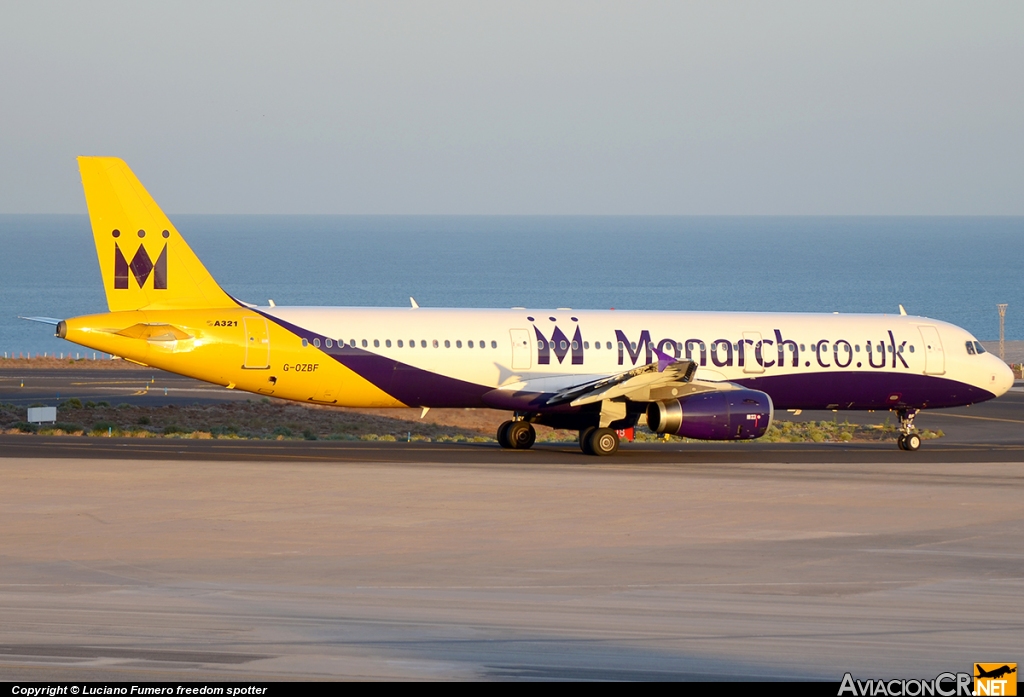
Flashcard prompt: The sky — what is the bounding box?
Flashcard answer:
[1,1,1022,215]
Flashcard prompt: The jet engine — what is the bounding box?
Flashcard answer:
[646,389,773,440]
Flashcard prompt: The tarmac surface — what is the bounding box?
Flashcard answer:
[1,368,1023,680]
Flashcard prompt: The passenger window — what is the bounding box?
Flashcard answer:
[630,342,636,350]
[468,340,473,348]
[386,339,392,348]
[421,340,427,348]
[594,341,600,350]
[909,345,915,353]
[374,339,380,348]
[975,341,986,354]
[325,339,333,348]
[350,339,356,347]
[560,341,568,350]
[444,340,451,348]
[491,340,497,348]
[409,340,415,348]
[855,344,860,352]
[799,344,805,351]
[618,342,624,350]
[398,340,403,347]
[538,340,544,350]
[456,340,462,348]
[362,339,368,348]
[301,338,308,347]
[432,340,439,348]
[607,342,612,350]
[313,338,321,348]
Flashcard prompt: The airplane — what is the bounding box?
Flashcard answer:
[22,157,1015,455]
[975,665,1017,680]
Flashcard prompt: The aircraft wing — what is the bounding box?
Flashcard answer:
[546,351,699,407]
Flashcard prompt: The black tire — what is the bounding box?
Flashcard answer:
[497,420,514,449]
[904,433,921,451]
[579,427,596,455]
[897,434,907,450]
[508,421,536,450]
[588,428,619,456]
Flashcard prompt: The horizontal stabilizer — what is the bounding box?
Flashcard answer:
[18,316,62,326]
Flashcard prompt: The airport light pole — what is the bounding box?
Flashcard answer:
[998,304,1008,361]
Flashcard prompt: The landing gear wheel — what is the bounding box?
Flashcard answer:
[579,427,596,455]
[497,420,514,449]
[588,428,619,456]
[507,421,536,450]
[895,409,921,452]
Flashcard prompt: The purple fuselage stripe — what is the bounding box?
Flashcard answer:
[256,311,490,407]
[733,371,995,410]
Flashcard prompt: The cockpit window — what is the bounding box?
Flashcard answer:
[974,341,986,354]
[966,341,976,355]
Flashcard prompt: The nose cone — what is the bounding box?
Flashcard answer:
[988,356,1015,398]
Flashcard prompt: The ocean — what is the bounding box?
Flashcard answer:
[1,215,1022,357]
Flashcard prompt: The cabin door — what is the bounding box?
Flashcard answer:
[510,328,532,370]
[243,317,271,369]
[918,325,945,375]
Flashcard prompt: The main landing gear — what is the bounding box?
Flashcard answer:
[578,427,619,456]
[896,408,921,452]
[497,419,536,450]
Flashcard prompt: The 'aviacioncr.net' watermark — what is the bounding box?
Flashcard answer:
[839,664,1017,697]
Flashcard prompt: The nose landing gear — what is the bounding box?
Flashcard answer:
[896,409,921,451]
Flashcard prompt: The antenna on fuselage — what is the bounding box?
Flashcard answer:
[899,304,907,316]
[410,297,419,309]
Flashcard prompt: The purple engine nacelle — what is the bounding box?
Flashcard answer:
[646,389,774,440]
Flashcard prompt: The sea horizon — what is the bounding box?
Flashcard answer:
[2,214,1022,356]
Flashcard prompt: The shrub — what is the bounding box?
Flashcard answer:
[137,416,151,425]
[117,403,131,410]
[302,429,318,440]
[61,398,83,409]
[163,424,185,435]
[13,421,37,433]
[271,426,292,438]
[54,422,84,434]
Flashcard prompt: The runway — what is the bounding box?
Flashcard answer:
[2,369,1023,680]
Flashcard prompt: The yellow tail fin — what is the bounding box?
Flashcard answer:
[78,157,236,312]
